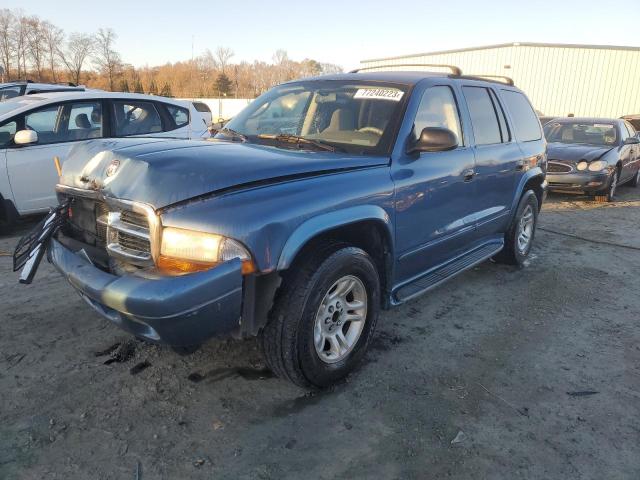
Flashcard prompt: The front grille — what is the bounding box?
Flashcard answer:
[120,210,148,229]
[95,202,109,243]
[65,194,153,266]
[548,161,572,173]
[117,230,151,253]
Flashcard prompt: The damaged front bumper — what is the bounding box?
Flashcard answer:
[48,238,244,346]
[546,171,611,194]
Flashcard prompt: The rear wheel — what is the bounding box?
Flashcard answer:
[494,190,539,266]
[261,243,380,388]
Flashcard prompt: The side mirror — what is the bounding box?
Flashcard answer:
[407,127,458,154]
[624,136,640,145]
[14,129,38,145]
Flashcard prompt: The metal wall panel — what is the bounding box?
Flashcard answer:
[361,44,640,118]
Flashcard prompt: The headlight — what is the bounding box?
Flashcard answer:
[576,161,588,171]
[158,227,254,274]
[588,160,608,172]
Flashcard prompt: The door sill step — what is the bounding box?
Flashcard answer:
[394,242,503,303]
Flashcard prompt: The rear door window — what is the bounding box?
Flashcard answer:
[112,101,163,137]
[65,101,103,141]
[462,87,502,145]
[501,90,542,142]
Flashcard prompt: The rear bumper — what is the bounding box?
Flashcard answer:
[48,238,244,345]
[546,172,610,193]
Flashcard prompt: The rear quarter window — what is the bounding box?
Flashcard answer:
[501,90,542,142]
[165,104,190,128]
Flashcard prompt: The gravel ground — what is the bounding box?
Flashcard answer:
[1,186,639,480]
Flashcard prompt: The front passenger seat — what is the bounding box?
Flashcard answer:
[325,108,355,132]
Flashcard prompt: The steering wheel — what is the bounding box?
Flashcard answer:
[358,126,384,136]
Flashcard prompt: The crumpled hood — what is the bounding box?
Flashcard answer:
[60,138,388,209]
[547,142,615,164]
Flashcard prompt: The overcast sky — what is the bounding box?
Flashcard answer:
[6,0,639,70]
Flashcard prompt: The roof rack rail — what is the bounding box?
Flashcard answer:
[350,63,463,76]
[460,74,514,86]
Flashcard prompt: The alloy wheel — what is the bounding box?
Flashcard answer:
[313,275,368,364]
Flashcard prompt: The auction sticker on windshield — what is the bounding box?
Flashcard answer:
[354,88,404,102]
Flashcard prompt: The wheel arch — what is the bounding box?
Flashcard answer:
[276,205,394,307]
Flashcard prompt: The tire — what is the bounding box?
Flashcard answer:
[494,190,539,266]
[629,168,640,188]
[603,169,619,202]
[260,242,380,388]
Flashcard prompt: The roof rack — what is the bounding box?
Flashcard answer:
[350,63,463,76]
[460,74,514,86]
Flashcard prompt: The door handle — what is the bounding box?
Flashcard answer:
[463,168,475,182]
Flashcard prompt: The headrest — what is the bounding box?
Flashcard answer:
[75,113,91,129]
[91,106,102,124]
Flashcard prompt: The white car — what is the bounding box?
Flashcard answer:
[0,92,209,228]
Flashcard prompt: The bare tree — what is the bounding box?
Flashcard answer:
[13,12,29,79]
[58,32,94,85]
[41,21,63,82]
[26,16,46,80]
[214,46,234,74]
[0,9,13,80]
[94,28,121,90]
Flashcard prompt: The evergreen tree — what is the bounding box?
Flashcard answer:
[159,82,173,97]
[215,73,232,96]
[133,78,144,94]
[119,79,130,93]
[148,79,158,95]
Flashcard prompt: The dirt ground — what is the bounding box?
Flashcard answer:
[1,186,639,480]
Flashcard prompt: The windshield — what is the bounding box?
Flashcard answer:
[544,121,619,146]
[216,81,409,155]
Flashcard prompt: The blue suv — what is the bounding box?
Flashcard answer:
[16,66,547,388]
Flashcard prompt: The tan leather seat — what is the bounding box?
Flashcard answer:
[325,108,355,132]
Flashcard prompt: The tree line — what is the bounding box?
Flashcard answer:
[0,8,342,98]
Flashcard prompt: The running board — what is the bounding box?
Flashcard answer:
[394,242,503,303]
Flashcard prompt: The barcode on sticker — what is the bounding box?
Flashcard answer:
[354,88,404,102]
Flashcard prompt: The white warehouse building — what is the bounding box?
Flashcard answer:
[360,42,640,118]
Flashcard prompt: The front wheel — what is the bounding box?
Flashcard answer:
[494,190,539,266]
[603,169,618,202]
[260,243,380,388]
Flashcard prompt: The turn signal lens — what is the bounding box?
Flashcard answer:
[157,255,216,274]
[576,161,588,171]
[588,161,607,172]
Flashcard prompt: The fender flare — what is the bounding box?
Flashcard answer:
[510,168,546,215]
[276,204,393,270]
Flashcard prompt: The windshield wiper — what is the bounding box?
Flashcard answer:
[218,127,248,142]
[257,134,340,153]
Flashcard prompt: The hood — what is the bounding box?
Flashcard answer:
[547,142,615,164]
[60,138,388,209]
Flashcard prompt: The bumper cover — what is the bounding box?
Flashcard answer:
[48,238,244,345]
[547,172,610,193]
